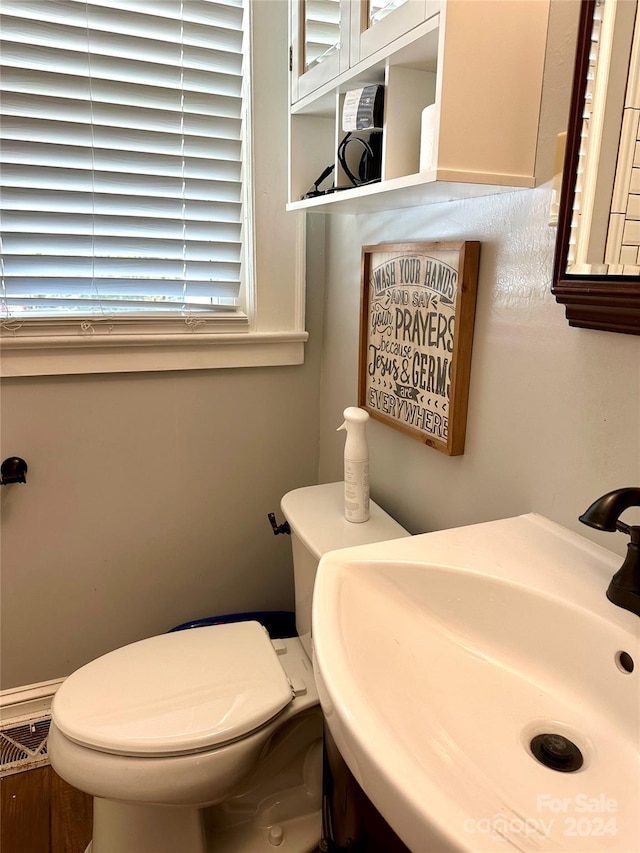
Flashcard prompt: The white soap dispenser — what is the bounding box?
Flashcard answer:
[337,407,370,523]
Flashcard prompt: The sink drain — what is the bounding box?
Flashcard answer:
[530,733,583,772]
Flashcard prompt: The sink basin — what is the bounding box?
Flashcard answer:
[312,514,640,852]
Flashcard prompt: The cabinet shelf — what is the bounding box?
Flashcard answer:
[288,0,550,215]
[286,168,532,214]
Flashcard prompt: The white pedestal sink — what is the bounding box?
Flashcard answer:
[312,514,640,852]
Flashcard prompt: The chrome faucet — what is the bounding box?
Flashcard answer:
[579,488,640,617]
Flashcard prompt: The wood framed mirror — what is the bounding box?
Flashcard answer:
[552,0,640,335]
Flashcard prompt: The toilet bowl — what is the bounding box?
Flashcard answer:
[49,622,320,853]
[49,483,409,853]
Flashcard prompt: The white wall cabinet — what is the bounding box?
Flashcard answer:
[290,0,351,103]
[288,0,551,212]
[350,0,438,65]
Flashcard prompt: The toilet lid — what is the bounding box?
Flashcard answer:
[52,622,294,757]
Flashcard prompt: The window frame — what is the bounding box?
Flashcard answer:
[0,0,307,377]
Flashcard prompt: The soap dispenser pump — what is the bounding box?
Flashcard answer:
[337,407,370,523]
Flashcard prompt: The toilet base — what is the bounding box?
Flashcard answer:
[203,710,323,852]
[82,709,323,853]
[204,809,321,852]
[83,810,321,853]
[92,799,206,853]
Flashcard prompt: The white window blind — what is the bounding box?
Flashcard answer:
[0,0,246,320]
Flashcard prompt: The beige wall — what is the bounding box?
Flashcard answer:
[317,3,640,550]
[0,220,326,691]
[317,195,640,542]
[0,0,325,692]
[3,2,640,693]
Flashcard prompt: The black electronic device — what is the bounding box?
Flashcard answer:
[301,85,384,199]
[301,132,382,199]
[342,84,384,132]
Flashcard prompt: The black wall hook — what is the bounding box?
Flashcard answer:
[1,457,28,485]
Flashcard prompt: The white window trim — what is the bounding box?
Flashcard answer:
[0,0,307,377]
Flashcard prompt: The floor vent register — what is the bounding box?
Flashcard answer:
[0,717,51,777]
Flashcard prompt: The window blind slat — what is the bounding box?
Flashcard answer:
[3,0,244,39]
[1,141,242,182]
[1,44,242,95]
[1,69,243,118]
[6,279,240,296]
[4,297,236,315]
[1,211,242,242]
[1,0,246,318]
[2,234,241,262]
[0,18,243,75]
[4,257,240,279]
[0,5,244,53]
[7,278,240,297]
[1,165,242,204]
[1,94,242,140]
[1,117,242,161]
[79,0,245,29]
[1,188,241,223]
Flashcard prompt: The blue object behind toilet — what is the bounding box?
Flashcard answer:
[168,610,297,640]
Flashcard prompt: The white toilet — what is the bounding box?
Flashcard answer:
[48,483,408,853]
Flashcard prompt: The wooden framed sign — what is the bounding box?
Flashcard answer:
[358,241,480,456]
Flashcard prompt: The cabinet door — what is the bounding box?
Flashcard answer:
[350,0,437,64]
[291,0,351,103]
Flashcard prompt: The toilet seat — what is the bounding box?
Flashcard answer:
[52,621,294,757]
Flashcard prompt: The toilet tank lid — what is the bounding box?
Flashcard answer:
[281,482,410,561]
[52,622,294,757]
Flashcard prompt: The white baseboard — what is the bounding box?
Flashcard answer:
[0,678,64,725]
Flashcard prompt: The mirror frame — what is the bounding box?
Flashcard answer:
[552,0,640,335]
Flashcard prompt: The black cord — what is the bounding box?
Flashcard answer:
[302,133,381,198]
[337,132,380,187]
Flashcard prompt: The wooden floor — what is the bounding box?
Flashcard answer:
[0,766,92,853]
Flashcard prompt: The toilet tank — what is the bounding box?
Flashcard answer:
[281,483,410,656]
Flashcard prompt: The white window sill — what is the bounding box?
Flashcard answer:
[1,326,309,377]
